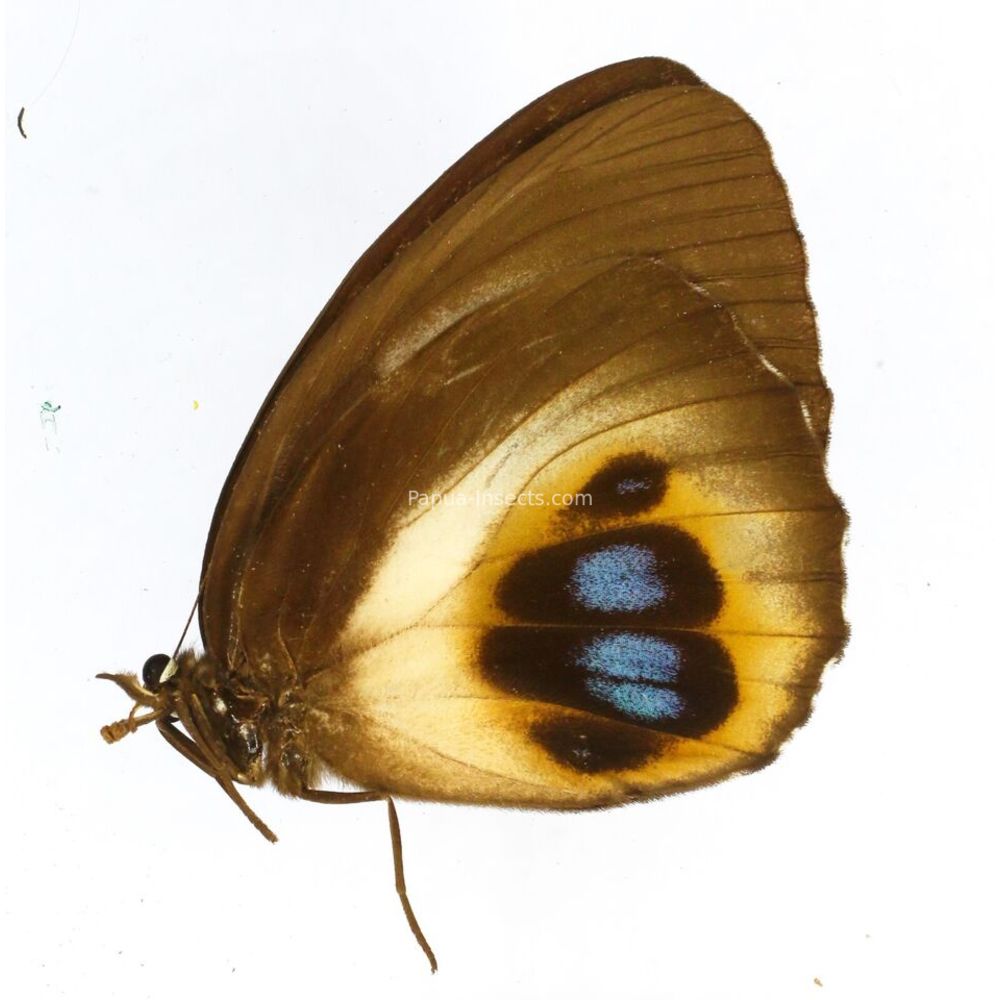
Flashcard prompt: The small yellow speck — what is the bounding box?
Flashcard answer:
[193,400,200,410]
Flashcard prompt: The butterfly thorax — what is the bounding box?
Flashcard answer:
[212,650,335,797]
[98,648,336,809]
[174,650,271,784]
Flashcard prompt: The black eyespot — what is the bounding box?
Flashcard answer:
[579,453,670,517]
[529,716,663,773]
[142,653,172,692]
[495,524,723,628]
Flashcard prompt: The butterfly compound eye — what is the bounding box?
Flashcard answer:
[142,653,173,692]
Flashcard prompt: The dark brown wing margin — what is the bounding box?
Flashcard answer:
[199,58,703,609]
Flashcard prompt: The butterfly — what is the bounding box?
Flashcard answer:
[98,56,847,971]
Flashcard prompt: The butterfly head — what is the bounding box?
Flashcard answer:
[97,651,277,841]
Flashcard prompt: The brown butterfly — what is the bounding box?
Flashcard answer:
[98,56,847,972]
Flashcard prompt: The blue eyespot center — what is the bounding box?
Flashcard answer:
[616,476,652,495]
[578,631,681,682]
[578,632,686,722]
[584,677,686,721]
[569,543,667,613]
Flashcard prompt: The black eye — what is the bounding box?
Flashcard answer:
[142,653,172,691]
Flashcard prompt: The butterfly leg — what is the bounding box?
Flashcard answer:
[157,719,278,843]
[300,788,437,973]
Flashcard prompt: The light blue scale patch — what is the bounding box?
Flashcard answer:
[568,543,668,613]
[584,676,686,722]
[616,476,651,495]
[579,632,686,722]
[579,632,681,682]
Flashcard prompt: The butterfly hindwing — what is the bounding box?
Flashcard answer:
[306,258,844,805]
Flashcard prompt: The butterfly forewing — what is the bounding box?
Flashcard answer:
[198,58,845,809]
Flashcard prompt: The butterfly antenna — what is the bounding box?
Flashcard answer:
[172,594,200,659]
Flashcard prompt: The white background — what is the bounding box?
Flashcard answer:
[4,2,998,997]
